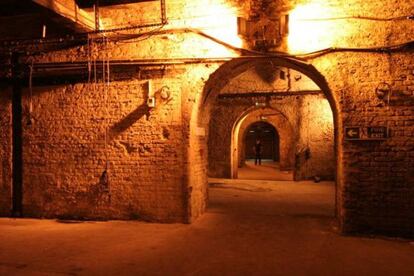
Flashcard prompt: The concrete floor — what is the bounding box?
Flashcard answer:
[1,179,414,276]
[238,160,294,181]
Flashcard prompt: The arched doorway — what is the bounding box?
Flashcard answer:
[231,106,296,179]
[234,120,296,181]
[244,121,279,162]
[187,56,341,226]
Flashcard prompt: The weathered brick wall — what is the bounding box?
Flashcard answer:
[314,52,414,236]
[246,0,414,236]
[20,79,187,221]
[186,124,209,222]
[0,86,12,216]
[179,64,221,222]
[295,94,335,180]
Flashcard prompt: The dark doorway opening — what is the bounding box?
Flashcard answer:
[244,121,279,161]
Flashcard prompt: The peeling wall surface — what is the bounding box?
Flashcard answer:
[0,0,413,237]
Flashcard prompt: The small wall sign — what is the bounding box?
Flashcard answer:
[367,127,388,139]
[344,126,388,141]
[345,127,360,140]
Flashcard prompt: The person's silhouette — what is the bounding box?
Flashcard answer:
[254,139,262,165]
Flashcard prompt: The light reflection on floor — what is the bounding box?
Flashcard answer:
[238,160,294,181]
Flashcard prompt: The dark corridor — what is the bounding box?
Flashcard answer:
[244,121,280,161]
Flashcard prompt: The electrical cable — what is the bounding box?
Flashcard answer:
[16,34,414,80]
[295,40,414,59]
[101,27,414,60]
[2,24,414,73]
[87,34,92,84]
[1,8,413,59]
[297,15,414,22]
[16,37,414,78]
[112,25,165,43]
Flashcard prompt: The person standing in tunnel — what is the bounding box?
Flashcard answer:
[254,139,262,165]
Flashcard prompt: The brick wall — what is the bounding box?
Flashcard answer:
[0,86,12,216]
[20,79,187,221]
[316,52,414,236]
[295,94,335,180]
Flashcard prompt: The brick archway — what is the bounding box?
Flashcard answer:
[187,56,341,225]
[231,106,295,178]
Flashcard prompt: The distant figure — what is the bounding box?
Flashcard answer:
[254,139,262,165]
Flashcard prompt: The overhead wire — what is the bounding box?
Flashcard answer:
[1,5,413,68]
[297,15,414,22]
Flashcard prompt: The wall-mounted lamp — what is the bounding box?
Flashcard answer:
[237,14,289,51]
[147,83,172,108]
[375,82,391,100]
[159,86,171,100]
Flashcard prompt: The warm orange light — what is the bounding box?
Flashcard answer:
[172,1,243,57]
[288,4,339,54]
[320,100,334,123]
[191,3,243,48]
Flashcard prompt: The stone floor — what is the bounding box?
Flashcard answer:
[1,179,413,276]
[238,160,294,181]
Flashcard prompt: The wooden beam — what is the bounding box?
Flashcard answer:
[76,0,157,9]
[32,0,95,32]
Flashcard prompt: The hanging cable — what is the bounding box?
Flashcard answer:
[102,36,110,176]
[93,37,97,93]
[87,34,92,84]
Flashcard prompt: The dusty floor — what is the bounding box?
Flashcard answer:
[238,160,294,181]
[1,179,413,276]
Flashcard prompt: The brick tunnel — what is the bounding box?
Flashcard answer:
[0,0,413,249]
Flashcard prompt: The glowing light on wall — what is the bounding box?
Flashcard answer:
[190,2,243,48]
[318,99,334,123]
[172,0,243,57]
[288,4,339,54]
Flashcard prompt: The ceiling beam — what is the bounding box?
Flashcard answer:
[76,0,157,8]
[32,0,95,32]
